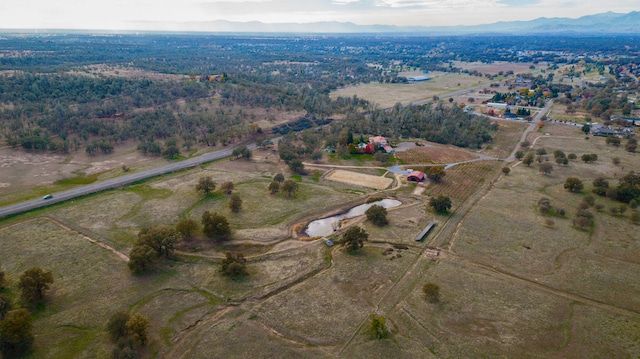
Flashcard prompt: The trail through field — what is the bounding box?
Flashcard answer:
[445,251,640,319]
[0,216,129,261]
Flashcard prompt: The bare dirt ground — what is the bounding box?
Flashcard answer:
[325,169,393,190]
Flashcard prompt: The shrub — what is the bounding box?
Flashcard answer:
[365,205,388,227]
[422,283,441,303]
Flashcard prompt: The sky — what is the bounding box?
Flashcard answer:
[0,0,639,31]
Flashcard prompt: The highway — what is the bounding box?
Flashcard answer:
[0,142,263,219]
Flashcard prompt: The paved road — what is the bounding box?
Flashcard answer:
[0,141,272,219]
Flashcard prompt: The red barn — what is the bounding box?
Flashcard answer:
[407,171,425,182]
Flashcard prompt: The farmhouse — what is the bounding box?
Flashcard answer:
[591,124,616,136]
[383,145,395,154]
[407,170,425,182]
[369,136,388,148]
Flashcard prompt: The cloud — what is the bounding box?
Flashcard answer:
[374,0,497,9]
[498,0,540,5]
[333,0,361,4]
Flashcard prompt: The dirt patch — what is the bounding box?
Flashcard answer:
[325,169,393,190]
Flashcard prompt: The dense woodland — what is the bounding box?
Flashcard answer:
[1,33,639,155]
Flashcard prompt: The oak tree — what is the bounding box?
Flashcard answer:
[126,313,150,346]
[201,211,231,240]
[220,252,248,278]
[18,267,54,305]
[365,205,388,227]
[229,194,242,213]
[281,179,299,197]
[196,176,216,195]
[564,177,584,193]
[429,195,452,214]
[342,226,368,252]
[0,309,34,356]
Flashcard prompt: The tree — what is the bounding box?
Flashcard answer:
[429,195,452,214]
[196,176,216,195]
[564,177,584,193]
[126,313,150,346]
[232,145,249,159]
[581,154,597,163]
[288,159,305,175]
[201,211,231,240]
[0,269,5,289]
[342,226,368,252]
[220,252,248,278]
[630,211,640,224]
[0,295,11,320]
[107,311,131,342]
[311,151,322,162]
[426,166,446,183]
[502,167,511,175]
[568,153,577,161]
[128,245,156,274]
[366,313,390,340]
[581,123,591,134]
[268,181,280,194]
[0,309,33,356]
[137,225,179,258]
[18,267,54,305]
[175,218,199,241]
[606,137,621,147]
[538,197,552,214]
[522,152,535,166]
[612,157,621,166]
[273,173,285,183]
[422,283,441,304]
[365,205,388,227]
[539,162,553,175]
[220,181,234,194]
[515,150,525,160]
[229,194,242,213]
[281,179,299,197]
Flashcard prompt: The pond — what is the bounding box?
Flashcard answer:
[304,199,402,237]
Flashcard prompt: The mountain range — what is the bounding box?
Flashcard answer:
[144,11,640,35]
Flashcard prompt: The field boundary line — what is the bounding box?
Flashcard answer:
[0,216,129,261]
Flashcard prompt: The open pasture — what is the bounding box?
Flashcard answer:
[452,61,537,75]
[330,72,485,108]
[395,144,478,164]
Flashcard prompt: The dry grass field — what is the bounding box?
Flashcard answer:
[481,120,530,159]
[330,71,485,108]
[395,145,478,164]
[1,100,640,358]
[452,61,537,75]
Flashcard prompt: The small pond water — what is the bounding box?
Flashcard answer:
[304,199,402,237]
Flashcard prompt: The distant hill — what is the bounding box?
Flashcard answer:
[160,11,640,35]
